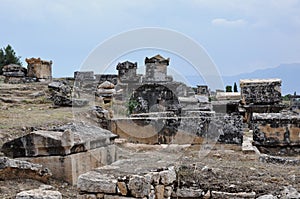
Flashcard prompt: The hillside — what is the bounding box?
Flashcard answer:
[223,63,300,95]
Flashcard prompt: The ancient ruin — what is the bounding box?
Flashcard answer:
[2,64,27,84]
[1,123,117,185]
[1,53,300,198]
[26,57,52,81]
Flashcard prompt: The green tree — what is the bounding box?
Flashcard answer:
[226,85,232,92]
[0,45,22,75]
[233,82,238,92]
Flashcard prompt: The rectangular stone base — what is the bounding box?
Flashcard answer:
[18,145,116,185]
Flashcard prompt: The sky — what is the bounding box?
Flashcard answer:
[1,0,300,84]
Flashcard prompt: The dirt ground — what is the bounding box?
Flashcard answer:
[0,81,299,198]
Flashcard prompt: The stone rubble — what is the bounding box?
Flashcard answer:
[48,80,89,107]
[0,157,51,183]
[16,185,62,199]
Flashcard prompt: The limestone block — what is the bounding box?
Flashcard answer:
[16,185,61,199]
[77,171,117,194]
[128,175,151,198]
[174,187,204,198]
[0,157,51,183]
[164,186,173,198]
[155,185,164,199]
[211,191,256,198]
[117,181,128,196]
[159,167,176,185]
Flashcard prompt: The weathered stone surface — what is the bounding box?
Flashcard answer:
[21,144,116,185]
[48,80,89,107]
[164,186,173,198]
[281,185,300,199]
[128,175,151,197]
[0,157,51,183]
[174,187,204,198]
[78,171,117,194]
[252,112,300,150]
[26,57,52,80]
[2,64,27,83]
[16,185,61,199]
[240,78,282,105]
[117,181,128,196]
[211,191,256,199]
[155,185,164,199]
[259,154,300,165]
[159,167,176,185]
[1,123,117,158]
[257,194,276,199]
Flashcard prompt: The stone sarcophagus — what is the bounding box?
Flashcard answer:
[252,113,300,154]
[240,79,282,105]
[2,64,27,84]
[26,57,52,81]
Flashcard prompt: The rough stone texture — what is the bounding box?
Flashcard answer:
[174,187,204,198]
[2,123,116,158]
[0,157,51,183]
[259,154,300,165]
[281,186,300,199]
[144,55,172,82]
[257,195,277,199]
[26,57,52,81]
[240,79,282,105]
[211,191,256,198]
[117,181,128,196]
[16,185,62,199]
[21,144,116,185]
[155,185,164,199]
[95,74,118,85]
[48,80,89,107]
[2,64,27,83]
[116,61,140,83]
[252,112,300,149]
[128,175,151,197]
[159,167,176,185]
[74,71,95,81]
[78,171,117,194]
[218,113,244,145]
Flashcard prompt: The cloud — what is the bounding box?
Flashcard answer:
[211,18,247,27]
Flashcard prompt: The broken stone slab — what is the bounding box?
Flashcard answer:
[1,123,117,158]
[173,187,204,198]
[281,185,300,199]
[159,167,176,185]
[0,157,51,183]
[257,195,277,199]
[259,154,300,165]
[77,171,117,194]
[211,191,256,198]
[16,185,62,199]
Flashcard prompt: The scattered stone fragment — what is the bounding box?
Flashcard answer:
[0,157,51,183]
[16,185,62,199]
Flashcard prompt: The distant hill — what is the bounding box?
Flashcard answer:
[185,63,299,95]
[222,63,300,95]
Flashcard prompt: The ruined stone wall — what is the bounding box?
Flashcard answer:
[252,113,300,149]
[26,57,52,80]
[95,74,118,85]
[2,64,27,84]
[240,79,282,105]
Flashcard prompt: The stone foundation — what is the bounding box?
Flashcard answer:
[19,145,116,185]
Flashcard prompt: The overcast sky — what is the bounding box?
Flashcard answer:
[1,0,300,79]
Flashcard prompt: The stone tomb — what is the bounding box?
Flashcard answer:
[1,123,117,185]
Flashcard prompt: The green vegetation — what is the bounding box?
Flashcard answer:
[0,45,22,75]
[126,99,139,115]
[226,85,232,92]
[234,82,238,92]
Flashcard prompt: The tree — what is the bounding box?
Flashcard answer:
[226,85,232,92]
[0,45,22,75]
[233,82,238,92]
